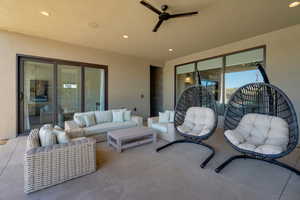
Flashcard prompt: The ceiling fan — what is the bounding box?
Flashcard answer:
[140,0,199,32]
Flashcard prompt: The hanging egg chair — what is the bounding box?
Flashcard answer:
[156,71,218,168]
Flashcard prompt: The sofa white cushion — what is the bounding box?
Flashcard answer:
[39,125,57,147]
[84,113,96,127]
[159,111,170,123]
[83,121,137,136]
[225,113,289,155]
[124,110,132,121]
[178,107,216,137]
[95,110,112,124]
[151,123,168,133]
[112,111,124,122]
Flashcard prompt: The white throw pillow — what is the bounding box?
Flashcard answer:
[94,110,112,124]
[112,111,124,122]
[124,110,132,121]
[39,125,57,147]
[159,111,170,123]
[53,128,70,144]
[168,111,175,123]
[84,113,96,127]
[73,113,86,127]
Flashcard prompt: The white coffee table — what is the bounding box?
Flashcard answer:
[107,127,157,152]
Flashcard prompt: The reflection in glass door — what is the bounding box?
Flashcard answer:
[20,60,54,132]
[85,67,105,111]
[57,65,82,127]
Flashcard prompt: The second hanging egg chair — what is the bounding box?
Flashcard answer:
[156,71,218,168]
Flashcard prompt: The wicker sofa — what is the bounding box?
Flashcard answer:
[24,129,96,194]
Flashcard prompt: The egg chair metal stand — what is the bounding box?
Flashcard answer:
[215,82,300,175]
[156,73,218,168]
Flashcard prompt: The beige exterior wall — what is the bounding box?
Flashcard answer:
[163,24,300,128]
[0,30,162,139]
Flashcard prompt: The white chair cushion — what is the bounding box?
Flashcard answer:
[178,107,216,137]
[168,111,175,123]
[151,123,168,133]
[53,126,70,144]
[95,110,112,124]
[225,113,289,155]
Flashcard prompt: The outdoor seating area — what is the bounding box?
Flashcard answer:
[0,1,300,200]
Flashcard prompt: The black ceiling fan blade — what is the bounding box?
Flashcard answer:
[153,19,164,32]
[169,11,199,19]
[140,1,162,15]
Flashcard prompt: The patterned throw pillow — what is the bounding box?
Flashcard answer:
[26,129,40,150]
[84,113,96,127]
[39,124,57,147]
[53,125,70,144]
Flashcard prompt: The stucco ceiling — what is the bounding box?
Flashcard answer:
[0,0,299,62]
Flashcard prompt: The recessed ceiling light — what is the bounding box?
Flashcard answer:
[169,48,173,52]
[122,35,129,39]
[40,11,50,16]
[289,1,300,7]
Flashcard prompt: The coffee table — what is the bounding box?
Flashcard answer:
[107,127,157,152]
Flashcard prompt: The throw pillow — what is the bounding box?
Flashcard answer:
[53,128,70,144]
[73,113,86,127]
[26,129,40,150]
[159,111,170,123]
[95,110,112,124]
[39,125,57,147]
[84,113,96,127]
[169,111,175,123]
[112,111,124,122]
[124,110,132,121]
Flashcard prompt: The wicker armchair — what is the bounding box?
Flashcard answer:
[24,129,96,194]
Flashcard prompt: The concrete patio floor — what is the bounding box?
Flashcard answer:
[0,129,300,200]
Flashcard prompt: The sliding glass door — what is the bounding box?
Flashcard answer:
[20,60,55,132]
[57,65,82,127]
[18,56,108,134]
[84,67,106,111]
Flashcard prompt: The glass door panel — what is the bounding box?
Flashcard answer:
[22,60,54,132]
[85,67,105,111]
[57,65,82,126]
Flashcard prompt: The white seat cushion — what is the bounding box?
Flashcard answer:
[225,113,289,155]
[151,123,168,133]
[178,107,216,137]
[83,121,137,136]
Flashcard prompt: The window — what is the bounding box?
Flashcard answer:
[225,48,264,103]
[174,46,266,115]
[175,63,196,102]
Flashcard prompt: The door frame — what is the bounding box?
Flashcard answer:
[16,54,108,135]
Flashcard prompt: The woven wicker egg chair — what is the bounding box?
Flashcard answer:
[215,81,300,175]
[156,72,218,168]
